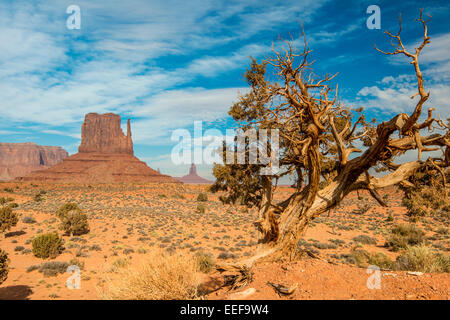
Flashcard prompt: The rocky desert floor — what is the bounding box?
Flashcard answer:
[0,182,448,300]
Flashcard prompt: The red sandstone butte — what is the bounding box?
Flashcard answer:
[176,163,213,184]
[0,143,68,181]
[19,113,179,183]
[79,113,133,154]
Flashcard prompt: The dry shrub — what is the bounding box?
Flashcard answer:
[385,224,424,251]
[341,249,393,269]
[401,172,449,218]
[38,261,70,277]
[99,250,200,300]
[195,252,215,273]
[196,203,206,213]
[216,264,254,290]
[395,245,450,273]
[352,235,377,245]
[197,193,208,202]
[0,248,9,285]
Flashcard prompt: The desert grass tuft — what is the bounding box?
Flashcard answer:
[99,250,200,300]
[395,245,449,273]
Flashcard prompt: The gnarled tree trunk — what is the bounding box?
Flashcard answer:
[216,11,449,268]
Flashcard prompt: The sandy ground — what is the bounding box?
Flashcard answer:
[208,259,449,300]
[0,182,448,300]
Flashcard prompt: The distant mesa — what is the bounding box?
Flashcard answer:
[176,163,213,184]
[0,143,68,181]
[18,113,179,183]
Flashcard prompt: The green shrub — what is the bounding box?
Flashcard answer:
[197,193,208,202]
[56,203,89,236]
[56,203,79,219]
[0,206,18,233]
[0,248,9,285]
[32,233,64,259]
[395,245,450,273]
[385,224,425,251]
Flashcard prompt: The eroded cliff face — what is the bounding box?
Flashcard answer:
[78,113,133,154]
[0,143,68,180]
[20,113,178,183]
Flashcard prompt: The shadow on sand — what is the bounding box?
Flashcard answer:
[4,230,26,238]
[0,285,33,300]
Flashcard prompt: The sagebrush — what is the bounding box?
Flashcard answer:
[56,203,90,236]
[32,233,64,259]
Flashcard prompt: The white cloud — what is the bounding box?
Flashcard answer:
[417,33,450,64]
[0,0,330,131]
[307,21,361,46]
[356,81,450,120]
[131,87,247,145]
[0,0,380,178]
[355,32,450,119]
[41,130,81,139]
[0,130,27,135]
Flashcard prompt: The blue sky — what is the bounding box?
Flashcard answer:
[0,0,449,180]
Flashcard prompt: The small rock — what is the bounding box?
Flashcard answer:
[267,282,298,296]
[383,272,397,277]
[407,271,424,276]
[227,288,256,300]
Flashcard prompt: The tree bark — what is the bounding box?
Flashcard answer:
[254,159,423,261]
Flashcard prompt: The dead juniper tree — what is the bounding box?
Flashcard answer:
[211,11,449,262]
